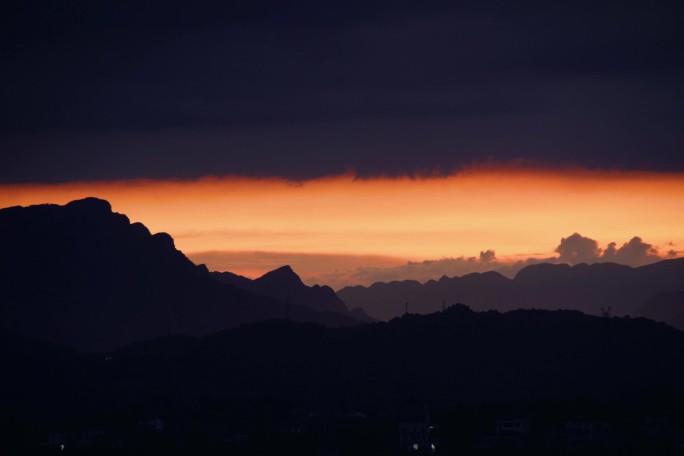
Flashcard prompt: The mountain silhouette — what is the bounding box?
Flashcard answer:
[211,265,375,321]
[3,305,683,422]
[338,259,684,325]
[638,291,684,330]
[0,198,362,352]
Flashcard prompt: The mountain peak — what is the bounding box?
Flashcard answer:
[212,266,356,317]
[65,197,112,213]
[256,265,303,285]
[0,202,363,351]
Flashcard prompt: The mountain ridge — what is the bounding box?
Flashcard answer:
[4,305,683,408]
[0,198,363,352]
[338,258,684,326]
[211,265,375,321]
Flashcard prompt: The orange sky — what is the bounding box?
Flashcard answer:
[1,168,683,282]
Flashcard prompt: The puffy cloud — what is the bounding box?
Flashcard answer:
[602,236,661,266]
[554,233,668,267]
[665,242,678,258]
[602,242,618,260]
[479,249,497,262]
[554,233,601,264]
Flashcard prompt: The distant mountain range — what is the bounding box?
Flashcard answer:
[0,198,363,352]
[338,260,684,328]
[639,291,684,330]
[211,267,375,322]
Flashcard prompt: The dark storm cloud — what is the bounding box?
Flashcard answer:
[2,0,684,182]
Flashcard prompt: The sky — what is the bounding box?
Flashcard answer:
[2,1,684,288]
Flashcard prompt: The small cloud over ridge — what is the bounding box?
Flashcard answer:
[305,234,677,289]
[556,232,663,268]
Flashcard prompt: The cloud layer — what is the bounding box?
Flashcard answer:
[556,233,666,267]
[302,234,679,289]
[3,1,684,182]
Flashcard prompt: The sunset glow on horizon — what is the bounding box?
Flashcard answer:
[2,168,683,285]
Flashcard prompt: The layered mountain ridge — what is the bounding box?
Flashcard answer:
[0,198,362,352]
[211,266,375,321]
[338,259,684,327]
[4,304,683,413]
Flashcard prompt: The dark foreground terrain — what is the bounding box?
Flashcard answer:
[2,306,684,455]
